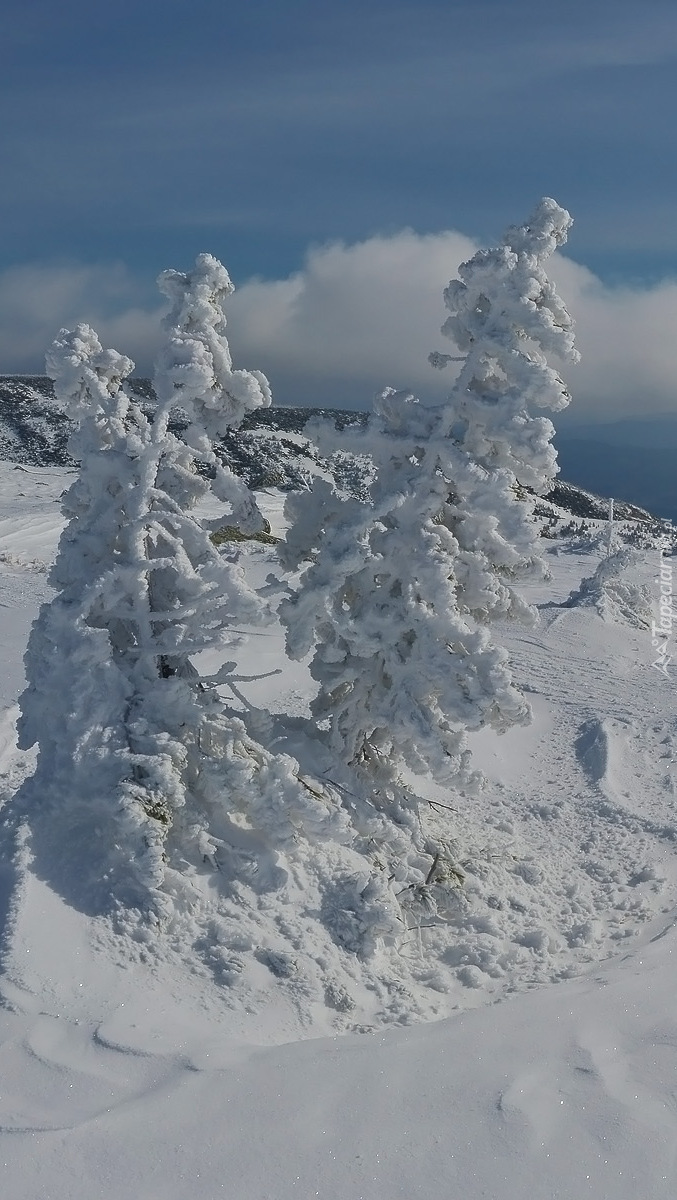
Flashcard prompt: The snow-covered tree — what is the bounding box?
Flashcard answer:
[17,327,170,906]
[281,199,577,787]
[565,544,651,628]
[18,318,268,912]
[16,281,413,960]
[430,196,580,623]
[154,252,271,537]
[281,390,529,786]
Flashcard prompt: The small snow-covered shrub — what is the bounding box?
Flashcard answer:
[565,545,652,628]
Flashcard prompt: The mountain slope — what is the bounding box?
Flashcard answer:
[0,376,667,531]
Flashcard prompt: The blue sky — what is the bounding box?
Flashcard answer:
[3,0,677,416]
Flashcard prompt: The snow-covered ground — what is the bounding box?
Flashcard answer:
[1,460,676,1199]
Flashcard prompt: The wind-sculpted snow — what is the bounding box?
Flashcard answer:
[2,927,677,1200]
[565,544,653,627]
[1,457,677,1195]
[1,462,676,1030]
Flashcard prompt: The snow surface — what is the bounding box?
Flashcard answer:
[1,460,677,1198]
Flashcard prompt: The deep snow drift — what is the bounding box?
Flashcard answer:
[1,458,677,1198]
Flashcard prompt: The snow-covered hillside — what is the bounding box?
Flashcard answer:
[1,454,676,1198]
[0,375,666,527]
[0,376,367,492]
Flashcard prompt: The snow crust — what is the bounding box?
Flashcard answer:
[1,459,677,1197]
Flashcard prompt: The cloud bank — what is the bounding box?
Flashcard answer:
[0,262,164,376]
[1,231,677,422]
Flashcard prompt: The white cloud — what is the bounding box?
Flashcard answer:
[548,256,677,420]
[226,230,477,408]
[2,233,677,422]
[0,262,164,375]
[228,234,677,419]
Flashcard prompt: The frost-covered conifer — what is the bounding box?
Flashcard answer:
[430,196,580,623]
[154,252,271,536]
[17,295,406,961]
[18,319,268,911]
[281,390,528,784]
[282,199,577,786]
[18,326,169,904]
